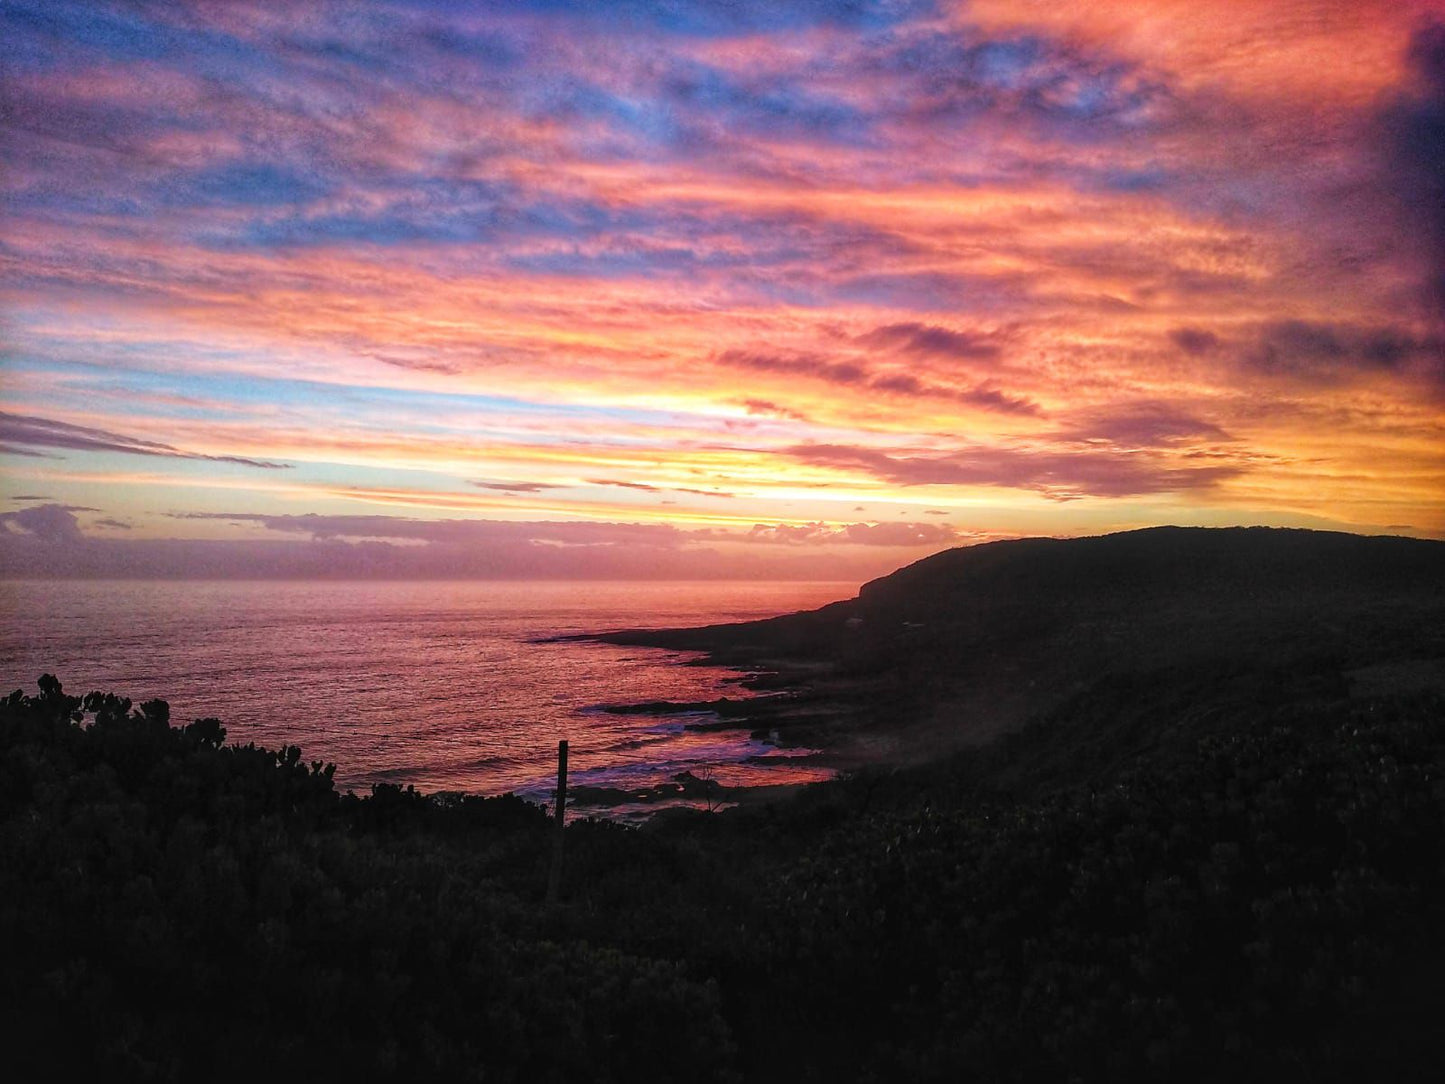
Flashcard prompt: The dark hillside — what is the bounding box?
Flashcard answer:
[589,527,1445,758]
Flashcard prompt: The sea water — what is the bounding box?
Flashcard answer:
[0,579,854,809]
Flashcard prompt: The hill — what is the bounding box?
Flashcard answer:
[588,526,1445,767]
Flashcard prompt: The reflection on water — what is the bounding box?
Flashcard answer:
[0,579,854,806]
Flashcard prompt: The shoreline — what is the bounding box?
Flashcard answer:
[549,611,918,815]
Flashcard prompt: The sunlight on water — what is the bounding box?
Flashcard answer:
[0,580,855,807]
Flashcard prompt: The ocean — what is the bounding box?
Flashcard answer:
[0,579,855,812]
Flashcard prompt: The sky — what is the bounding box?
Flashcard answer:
[2,0,1443,580]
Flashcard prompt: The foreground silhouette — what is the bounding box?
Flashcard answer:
[4,528,1444,1081]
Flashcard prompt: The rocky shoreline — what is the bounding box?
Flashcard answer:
[545,527,1445,814]
[541,619,910,813]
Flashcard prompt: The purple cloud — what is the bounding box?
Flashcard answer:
[1170,327,1219,355]
[1244,321,1442,384]
[859,322,1001,360]
[0,503,87,541]
[785,442,1242,499]
[717,349,1037,415]
[717,349,867,386]
[0,504,960,581]
[1054,402,1232,447]
[0,411,291,469]
[1379,21,1445,323]
[165,512,692,547]
[469,480,564,493]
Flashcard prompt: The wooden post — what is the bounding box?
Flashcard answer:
[545,739,568,905]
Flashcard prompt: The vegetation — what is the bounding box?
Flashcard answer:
[0,677,730,1082]
[3,662,1442,1081]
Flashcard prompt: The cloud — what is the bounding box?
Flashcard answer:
[0,503,86,541]
[469,480,563,493]
[1260,320,1346,361]
[716,350,1038,415]
[1380,21,1445,322]
[746,520,960,546]
[785,442,1242,499]
[587,478,734,498]
[1054,402,1232,447]
[842,521,959,545]
[832,269,1022,312]
[0,505,959,580]
[1244,321,1442,384]
[859,322,1001,360]
[0,444,56,459]
[2,0,1442,548]
[957,385,1039,416]
[740,399,809,422]
[168,509,953,549]
[717,349,867,387]
[165,512,692,547]
[1170,327,1219,355]
[587,478,662,492]
[0,411,291,469]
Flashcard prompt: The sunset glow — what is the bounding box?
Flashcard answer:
[3,0,1443,579]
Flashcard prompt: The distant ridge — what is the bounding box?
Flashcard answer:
[587,527,1445,759]
[858,525,1445,611]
